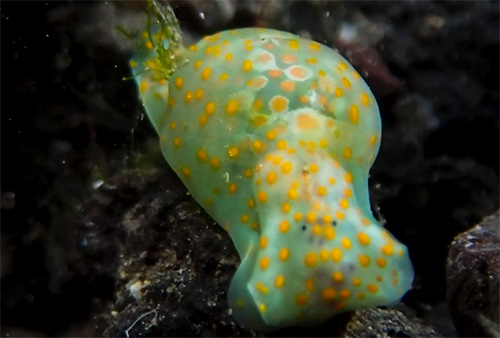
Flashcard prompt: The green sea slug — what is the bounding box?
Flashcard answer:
[128,2,413,331]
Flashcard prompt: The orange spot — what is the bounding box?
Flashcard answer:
[280,80,296,92]
[268,69,282,78]
[205,102,215,115]
[322,288,336,301]
[305,252,318,267]
[197,149,208,162]
[296,293,308,306]
[253,99,263,111]
[270,96,288,112]
[300,95,308,103]
[282,54,297,63]
[201,67,211,80]
[258,53,272,63]
[259,236,267,248]
[359,254,370,267]
[296,113,319,130]
[194,60,202,69]
[310,42,321,51]
[368,284,378,293]
[331,248,342,262]
[175,77,183,89]
[226,100,239,115]
[257,191,268,203]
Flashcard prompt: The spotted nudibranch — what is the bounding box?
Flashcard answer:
[129,9,413,331]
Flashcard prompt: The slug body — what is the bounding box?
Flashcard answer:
[131,23,413,330]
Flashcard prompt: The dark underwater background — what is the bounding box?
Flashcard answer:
[1,1,499,336]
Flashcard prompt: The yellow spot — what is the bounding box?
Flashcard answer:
[319,139,327,148]
[189,44,197,51]
[225,53,232,61]
[259,236,268,248]
[344,147,352,159]
[359,254,371,267]
[281,162,292,174]
[253,99,263,111]
[294,212,303,221]
[145,40,153,49]
[289,39,299,49]
[255,282,268,294]
[195,89,203,100]
[225,100,239,115]
[342,237,352,249]
[185,90,193,103]
[259,303,267,312]
[279,248,289,261]
[361,93,370,106]
[227,146,239,159]
[266,171,277,185]
[332,272,343,283]
[248,198,255,208]
[173,138,181,148]
[197,149,208,162]
[209,157,221,170]
[336,211,345,220]
[242,60,253,71]
[368,284,378,293]
[338,62,348,71]
[241,214,250,224]
[260,257,270,270]
[182,167,191,178]
[320,249,329,261]
[382,245,394,256]
[324,225,335,240]
[257,191,268,203]
[345,172,353,183]
[357,232,371,246]
[296,293,308,306]
[304,252,318,267]
[312,225,322,235]
[317,186,327,196]
[160,135,166,143]
[205,46,213,54]
[220,73,228,81]
[277,140,287,150]
[331,248,342,262]
[194,60,202,69]
[280,220,290,233]
[342,77,351,88]
[275,275,285,288]
[282,202,291,213]
[266,130,277,140]
[345,188,353,198]
[340,199,349,209]
[310,42,321,51]
[370,135,377,146]
[376,258,387,268]
[306,212,316,224]
[318,70,326,77]
[334,88,343,97]
[322,288,336,301]
[307,58,317,64]
[129,60,138,68]
[175,77,183,89]
[253,140,265,152]
[139,81,148,93]
[349,105,359,124]
[287,189,298,200]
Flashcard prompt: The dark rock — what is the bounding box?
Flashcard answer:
[446,211,500,337]
[346,307,441,338]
